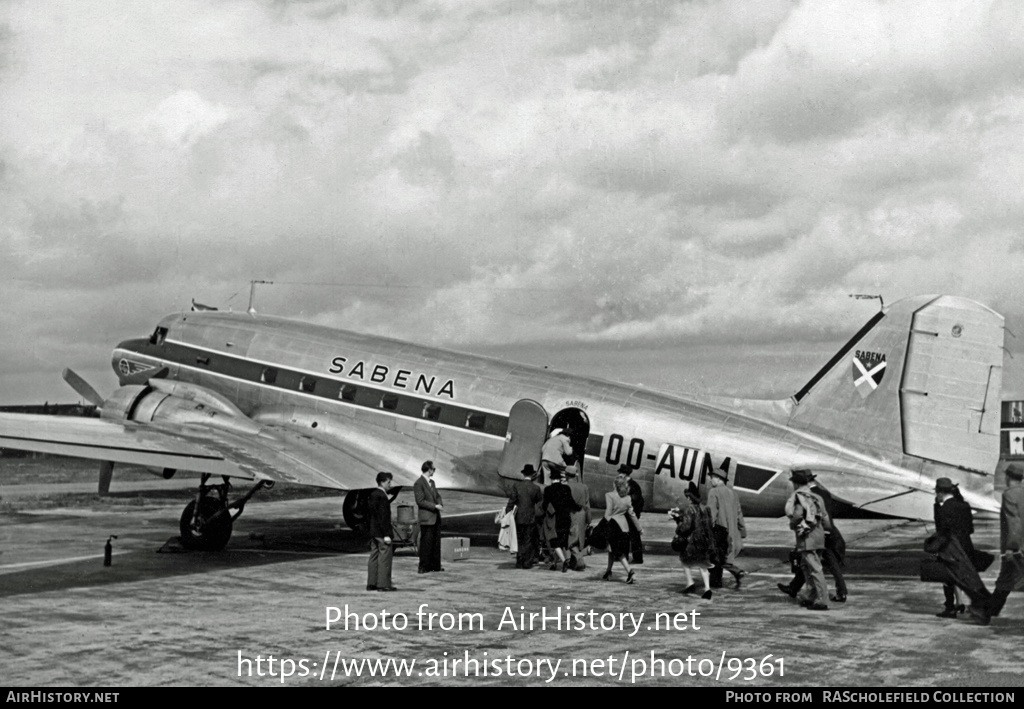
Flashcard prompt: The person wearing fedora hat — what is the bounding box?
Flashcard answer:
[563,467,591,571]
[932,477,975,618]
[988,464,1024,619]
[669,482,716,599]
[777,472,848,604]
[926,476,992,625]
[616,464,645,564]
[707,460,746,589]
[505,464,544,569]
[785,469,831,610]
[540,427,575,484]
[543,469,581,572]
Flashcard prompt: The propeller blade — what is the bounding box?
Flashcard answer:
[62,368,104,407]
[98,461,114,496]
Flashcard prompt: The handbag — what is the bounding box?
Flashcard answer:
[923,533,949,554]
[788,549,801,574]
[671,519,690,553]
[971,549,995,572]
[919,556,954,583]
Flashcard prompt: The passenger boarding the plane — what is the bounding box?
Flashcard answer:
[540,427,574,484]
[543,471,581,573]
[505,464,543,569]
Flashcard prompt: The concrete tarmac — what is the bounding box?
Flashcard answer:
[1,482,1022,687]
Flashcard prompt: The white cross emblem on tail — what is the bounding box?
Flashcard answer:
[852,354,886,398]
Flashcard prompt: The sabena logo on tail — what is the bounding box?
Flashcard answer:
[851,350,887,398]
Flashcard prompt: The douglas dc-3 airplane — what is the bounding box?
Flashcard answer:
[0,294,1007,550]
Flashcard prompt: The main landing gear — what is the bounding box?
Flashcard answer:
[342,485,403,536]
[178,474,273,551]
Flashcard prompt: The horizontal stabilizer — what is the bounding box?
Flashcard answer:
[814,468,999,521]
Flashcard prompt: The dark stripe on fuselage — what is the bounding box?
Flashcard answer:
[118,338,606,456]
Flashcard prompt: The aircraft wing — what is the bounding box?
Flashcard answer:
[0,412,411,490]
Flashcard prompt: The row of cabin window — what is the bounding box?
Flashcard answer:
[258,366,489,431]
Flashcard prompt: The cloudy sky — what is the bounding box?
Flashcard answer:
[1,0,1022,405]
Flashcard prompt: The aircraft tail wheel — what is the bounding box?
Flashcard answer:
[179,497,234,551]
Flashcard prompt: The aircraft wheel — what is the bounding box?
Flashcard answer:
[179,497,233,551]
[342,489,373,535]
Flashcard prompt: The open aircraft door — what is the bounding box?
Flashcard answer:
[498,399,548,480]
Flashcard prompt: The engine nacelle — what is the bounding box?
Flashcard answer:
[99,385,151,421]
[100,382,261,436]
[342,489,375,535]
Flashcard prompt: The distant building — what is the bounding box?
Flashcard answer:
[998,397,1024,487]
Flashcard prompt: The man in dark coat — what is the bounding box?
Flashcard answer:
[543,471,581,572]
[367,472,397,592]
[414,460,444,573]
[617,464,644,564]
[505,464,543,569]
[988,464,1024,619]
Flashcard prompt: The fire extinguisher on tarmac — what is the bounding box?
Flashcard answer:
[104,535,118,566]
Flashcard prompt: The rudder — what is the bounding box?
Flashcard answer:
[788,295,1004,475]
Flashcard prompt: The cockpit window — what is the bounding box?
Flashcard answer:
[149,326,168,346]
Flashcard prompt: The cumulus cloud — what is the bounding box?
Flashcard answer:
[1,0,1023,403]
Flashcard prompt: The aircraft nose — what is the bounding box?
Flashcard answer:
[111,346,128,377]
[110,339,148,378]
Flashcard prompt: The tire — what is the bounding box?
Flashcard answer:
[179,497,233,551]
[342,489,373,535]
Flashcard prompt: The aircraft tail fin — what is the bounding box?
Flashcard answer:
[788,295,1004,477]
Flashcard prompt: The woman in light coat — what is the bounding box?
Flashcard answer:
[603,477,643,583]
